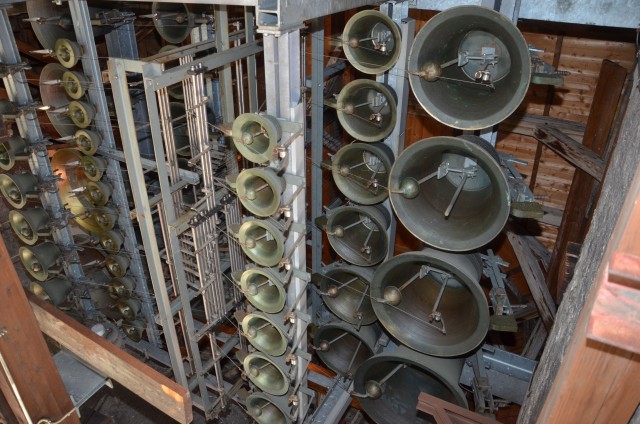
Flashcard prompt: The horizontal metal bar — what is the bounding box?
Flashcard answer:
[100,147,200,184]
[305,61,347,88]
[148,180,194,208]
[408,0,639,28]
[145,41,263,90]
[145,31,245,64]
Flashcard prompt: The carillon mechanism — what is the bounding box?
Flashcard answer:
[0,0,561,421]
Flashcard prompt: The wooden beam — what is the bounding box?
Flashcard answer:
[519,63,640,424]
[416,393,499,424]
[28,294,193,424]
[534,125,606,181]
[546,60,628,299]
[0,235,79,424]
[522,320,547,360]
[507,231,557,332]
[502,112,585,141]
[536,163,640,424]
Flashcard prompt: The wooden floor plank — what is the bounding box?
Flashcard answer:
[28,294,193,424]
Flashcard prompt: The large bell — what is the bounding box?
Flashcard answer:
[26,0,110,51]
[0,173,38,209]
[40,63,75,137]
[236,167,286,217]
[246,392,292,424]
[231,113,282,164]
[0,136,29,171]
[241,311,289,357]
[336,79,397,143]
[9,208,51,245]
[19,241,62,282]
[314,321,381,377]
[236,218,285,268]
[243,352,291,396]
[324,205,390,267]
[353,346,467,424]
[236,267,288,314]
[331,142,394,205]
[152,3,195,44]
[388,135,509,251]
[407,5,531,130]
[371,248,488,357]
[29,278,72,307]
[342,10,402,75]
[317,264,377,325]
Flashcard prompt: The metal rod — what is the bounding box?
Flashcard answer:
[326,330,350,345]
[378,363,405,386]
[398,269,422,292]
[444,172,468,217]
[430,276,449,316]
[334,276,359,291]
[345,340,363,375]
[361,227,374,253]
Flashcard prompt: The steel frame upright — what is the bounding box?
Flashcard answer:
[67,0,161,346]
[262,30,310,422]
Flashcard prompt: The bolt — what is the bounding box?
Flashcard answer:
[0,327,7,338]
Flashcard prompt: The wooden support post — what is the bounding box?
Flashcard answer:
[507,231,557,332]
[0,236,80,424]
[547,60,628,299]
[28,294,193,424]
[535,162,640,424]
[533,125,606,181]
[518,63,640,424]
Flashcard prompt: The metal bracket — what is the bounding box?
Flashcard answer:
[481,249,518,333]
[461,344,537,408]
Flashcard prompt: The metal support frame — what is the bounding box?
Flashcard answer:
[0,6,88,304]
[67,0,160,346]
[308,374,352,424]
[461,344,536,408]
[263,30,309,422]
[109,24,262,417]
[376,3,414,258]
